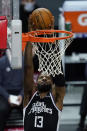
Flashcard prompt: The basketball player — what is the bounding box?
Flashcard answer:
[24,8,65,131]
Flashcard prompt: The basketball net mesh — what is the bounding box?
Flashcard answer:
[32,32,73,77]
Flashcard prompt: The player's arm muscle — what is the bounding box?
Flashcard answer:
[54,86,66,111]
[24,42,34,107]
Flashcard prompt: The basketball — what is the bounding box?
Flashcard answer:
[29,8,54,30]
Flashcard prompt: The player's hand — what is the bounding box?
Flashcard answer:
[16,95,23,106]
[8,97,16,107]
[8,95,23,107]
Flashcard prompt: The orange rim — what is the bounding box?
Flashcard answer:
[22,30,74,43]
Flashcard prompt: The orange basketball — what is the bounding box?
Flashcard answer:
[29,8,54,30]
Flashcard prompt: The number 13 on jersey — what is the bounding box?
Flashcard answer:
[34,116,43,128]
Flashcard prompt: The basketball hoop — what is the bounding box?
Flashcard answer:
[22,30,73,77]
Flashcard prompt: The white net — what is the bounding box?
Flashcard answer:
[31,31,73,77]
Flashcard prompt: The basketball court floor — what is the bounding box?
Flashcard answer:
[59,86,87,131]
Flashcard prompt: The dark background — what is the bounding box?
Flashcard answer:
[36,0,65,27]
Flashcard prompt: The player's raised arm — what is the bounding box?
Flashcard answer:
[54,85,66,111]
[52,74,66,111]
[24,42,34,107]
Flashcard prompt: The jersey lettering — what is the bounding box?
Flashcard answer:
[28,101,52,115]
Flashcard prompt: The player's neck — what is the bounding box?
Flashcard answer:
[39,92,49,99]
